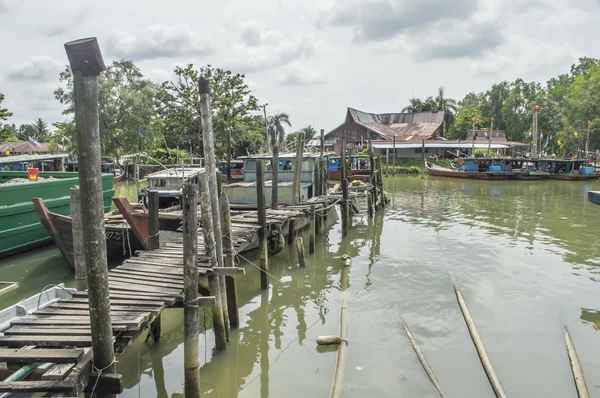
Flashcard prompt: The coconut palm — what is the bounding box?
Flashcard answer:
[30,118,49,141]
[268,112,291,146]
[432,86,458,136]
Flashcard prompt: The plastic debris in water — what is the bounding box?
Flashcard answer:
[355,366,362,371]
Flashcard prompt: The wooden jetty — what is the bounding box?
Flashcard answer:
[0,194,342,395]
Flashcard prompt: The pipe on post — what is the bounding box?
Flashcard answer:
[64,37,116,397]
[182,183,201,396]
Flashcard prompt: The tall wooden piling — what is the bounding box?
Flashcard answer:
[182,183,201,396]
[288,218,297,244]
[368,132,377,207]
[376,157,385,208]
[198,77,230,337]
[70,187,86,291]
[199,173,227,350]
[271,132,279,210]
[309,205,316,253]
[292,132,304,205]
[64,37,116,395]
[341,130,347,182]
[367,190,374,218]
[341,179,349,237]
[295,237,306,267]
[421,139,425,179]
[392,135,396,175]
[148,190,160,250]
[256,159,269,289]
[314,157,322,197]
[226,129,232,184]
[320,128,326,195]
[220,191,239,328]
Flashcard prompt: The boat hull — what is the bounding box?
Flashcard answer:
[0,172,115,258]
[426,164,514,180]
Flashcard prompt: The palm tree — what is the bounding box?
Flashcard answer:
[432,86,458,136]
[268,112,291,146]
[402,97,436,113]
[30,118,49,141]
[299,125,317,142]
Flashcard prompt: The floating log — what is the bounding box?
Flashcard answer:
[317,336,341,346]
[454,283,507,398]
[330,295,348,398]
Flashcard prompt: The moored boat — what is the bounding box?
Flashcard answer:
[138,167,205,208]
[328,155,372,181]
[219,160,244,183]
[0,171,115,258]
[425,160,515,180]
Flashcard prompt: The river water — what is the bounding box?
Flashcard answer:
[1,177,600,397]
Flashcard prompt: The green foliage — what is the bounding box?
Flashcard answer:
[268,113,292,147]
[285,125,316,148]
[447,106,483,139]
[30,118,49,141]
[402,86,457,136]
[0,93,14,140]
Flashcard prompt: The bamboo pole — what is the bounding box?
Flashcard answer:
[65,37,116,397]
[199,172,227,350]
[199,77,230,339]
[148,190,160,250]
[182,183,201,396]
[220,191,239,328]
[402,322,447,398]
[454,283,507,398]
[256,159,269,289]
[330,295,348,398]
[292,132,304,205]
[565,328,590,398]
[70,187,86,291]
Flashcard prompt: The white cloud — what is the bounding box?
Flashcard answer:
[7,56,62,81]
[104,24,214,60]
[276,62,326,85]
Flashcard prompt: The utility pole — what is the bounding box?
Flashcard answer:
[263,104,269,153]
[532,105,539,158]
[489,117,494,155]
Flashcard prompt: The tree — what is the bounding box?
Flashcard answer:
[0,93,13,139]
[285,125,316,148]
[54,60,157,156]
[447,106,483,140]
[156,64,260,158]
[402,97,435,113]
[267,113,292,146]
[30,118,49,141]
[432,86,457,136]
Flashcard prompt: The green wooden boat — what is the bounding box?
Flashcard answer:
[0,171,115,257]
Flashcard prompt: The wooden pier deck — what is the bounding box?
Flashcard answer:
[0,196,341,395]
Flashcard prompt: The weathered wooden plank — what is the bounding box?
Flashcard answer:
[48,303,163,313]
[0,381,76,393]
[70,291,177,305]
[4,327,126,336]
[107,275,184,289]
[11,316,144,328]
[0,335,101,347]
[108,281,182,296]
[32,309,152,321]
[109,269,184,282]
[59,298,168,307]
[0,348,83,364]
[42,363,74,381]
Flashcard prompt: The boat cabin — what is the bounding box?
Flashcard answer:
[328,155,371,180]
[219,160,244,182]
[138,167,205,208]
[458,158,513,173]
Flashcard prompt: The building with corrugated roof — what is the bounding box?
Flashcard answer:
[0,142,61,156]
[323,107,445,155]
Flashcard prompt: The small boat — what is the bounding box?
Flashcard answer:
[219,160,244,183]
[425,160,515,180]
[138,167,205,208]
[328,155,372,181]
[33,197,148,270]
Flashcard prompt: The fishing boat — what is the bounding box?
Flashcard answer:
[0,170,115,258]
[219,160,244,183]
[32,197,148,269]
[425,159,515,180]
[328,155,372,181]
[137,167,205,208]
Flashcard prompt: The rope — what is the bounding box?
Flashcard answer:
[89,357,117,397]
[36,284,73,310]
[183,297,201,309]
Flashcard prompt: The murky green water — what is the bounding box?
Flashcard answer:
[2,177,600,397]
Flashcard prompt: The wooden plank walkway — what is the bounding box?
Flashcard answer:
[0,195,339,395]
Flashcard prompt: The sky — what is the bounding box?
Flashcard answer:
[1,0,600,134]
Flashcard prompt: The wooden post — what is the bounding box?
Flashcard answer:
[220,191,239,328]
[320,129,327,196]
[314,158,321,197]
[341,179,349,237]
[392,135,396,175]
[291,132,304,205]
[182,183,201,396]
[295,237,306,267]
[198,173,227,350]
[309,205,316,253]
[421,139,425,179]
[148,190,160,250]
[199,77,230,337]
[256,159,269,290]
[272,138,279,210]
[70,187,86,291]
[64,37,116,396]
[226,129,232,184]
[376,156,385,208]
[341,130,347,181]
[385,148,389,177]
[368,131,376,207]
[288,218,297,244]
[367,190,374,218]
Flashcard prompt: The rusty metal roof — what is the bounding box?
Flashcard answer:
[346,107,443,141]
[378,111,444,124]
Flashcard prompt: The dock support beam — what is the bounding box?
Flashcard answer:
[271,130,279,210]
[148,190,160,250]
[199,173,227,350]
[220,192,239,328]
[65,36,116,397]
[182,183,201,396]
[256,159,269,290]
[296,237,306,268]
[341,179,349,237]
[70,187,86,291]
[309,205,316,253]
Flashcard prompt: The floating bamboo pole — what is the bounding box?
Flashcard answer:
[565,328,590,398]
[402,322,447,398]
[330,295,348,398]
[454,283,507,398]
